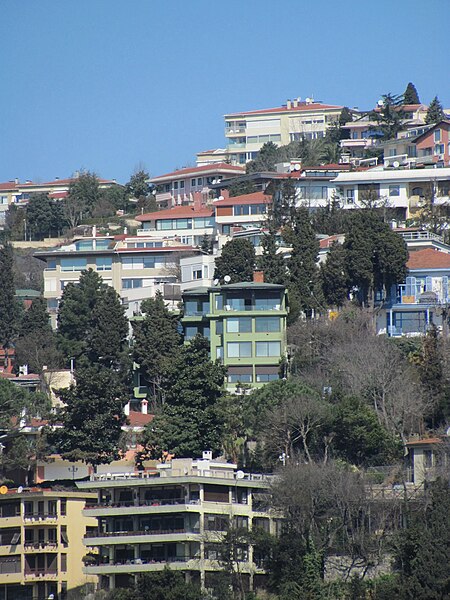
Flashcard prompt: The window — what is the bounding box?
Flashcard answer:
[192,269,202,280]
[60,257,87,272]
[227,371,252,383]
[255,341,281,357]
[227,342,252,358]
[173,182,178,190]
[48,501,57,516]
[216,346,223,360]
[226,317,252,333]
[346,189,354,204]
[60,500,66,516]
[197,178,203,186]
[434,129,441,142]
[255,317,280,332]
[389,185,400,197]
[122,278,143,289]
[411,186,424,196]
[185,326,198,340]
[435,144,445,155]
[46,259,56,270]
[61,554,67,572]
[180,181,185,189]
[96,257,112,271]
[191,178,196,186]
[48,528,57,543]
[256,372,279,382]
[215,320,223,335]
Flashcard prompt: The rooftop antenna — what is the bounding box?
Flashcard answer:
[224,275,231,283]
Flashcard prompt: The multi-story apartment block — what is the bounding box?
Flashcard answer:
[35,235,198,325]
[181,276,288,389]
[224,98,348,165]
[213,191,270,245]
[77,453,275,593]
[150,164,244,209]
[0,489,96,600]
[333,166,450,220]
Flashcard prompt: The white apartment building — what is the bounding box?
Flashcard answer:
[224,98,348,165]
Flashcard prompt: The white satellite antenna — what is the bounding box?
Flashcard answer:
[224,275,231,283]
[236,470,245,480]
[293,163,301,171]
[392,161,400,168]
[377,99,384,107]
[213,278,219,286]
[17,486,23,494]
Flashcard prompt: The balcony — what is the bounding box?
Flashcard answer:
[24,569,57,579]
[225,127,246,135]
[23,513,58,524]
[84,556,200,575]
[85,497,196,510]
[24,542,58,552]
[85,527,199,541]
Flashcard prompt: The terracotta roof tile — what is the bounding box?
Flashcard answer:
[226,103,343,117]
[214,191,271,206]
[150,163,244,182]
[407,248,450,270]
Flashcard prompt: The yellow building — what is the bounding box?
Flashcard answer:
[0,489,97,600]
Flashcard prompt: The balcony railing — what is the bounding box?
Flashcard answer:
[85,498,197,510]
[91,555,198,567]
[24,569,57,578]
[89,469,273,482]
[85,527,199,539]
[23,513,57,521]
[24,542,58,550]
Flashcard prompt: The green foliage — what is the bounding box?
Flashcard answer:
[331,396,401,466]
[200,234,214,254]
[26,193,66,239]
[105,568,203,600]
[64,171,101,228]
[214,238,256,283]
[126,169,152,200]
[227,179,258,197]
[320,241,348,307]
[132,292,182,397]
[142,336,226,458]
[0,242,21,350]
[403,82,420,105]
[49,364,127,466]
[246,141,279,173]
[19,297,50,336]
[343,211,408,304]
[283,206,320,317]
[57,269,107,362]
[393,479,450,599]
[369,93,405,140]
[425,96,445,124]
[258,231,286,285]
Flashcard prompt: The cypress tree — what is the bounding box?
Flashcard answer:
[214,238,256,283]
[403,82,420,105]
[320,241,348,307]
[258,231,287,285]
[425,96,445,124]
[0,242,20,353]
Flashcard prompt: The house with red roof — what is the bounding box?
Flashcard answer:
[149,163,244,209]
[382,248,450,336]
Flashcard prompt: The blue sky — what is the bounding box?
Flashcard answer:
[0,0,447,184]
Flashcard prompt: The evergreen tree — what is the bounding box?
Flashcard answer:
[283,206,320,318]
[49,364,128,467]
[142,336,226,458]
[403,82,420,105]
[258,231,286,285]
[0,242,20,353]
[64,171,100,228]
[246,141,279,173]
[320,241,348,307]
[271,178,297,229]
[369,93,405,140]
[132,292,182,398]
[214,238,256,283]
[200,234,213,254]
[86,285,129,370]
[425,96,445,124]
[227,179,258,198]
[126,169,151,201]
[57,269,107,362]
[19,297,51,336]
[25,193,55,239]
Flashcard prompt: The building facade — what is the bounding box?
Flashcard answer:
[181,278,288,390]
[0,489,96,600]
[77,454,274,594]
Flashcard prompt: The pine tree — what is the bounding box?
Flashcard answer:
[19,297,51,336]
[49,364,128,467]
[403,82,420,105]
[369,93,405,140]
[132,292,182,398]
[320,241,348,307]
[214,238,256,283]
[0,242,20,353]
[283,206,320,318]
[142,336,226,458]
[258,231,286,285]
[425,96,445,124]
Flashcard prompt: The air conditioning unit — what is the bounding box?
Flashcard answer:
[225,305,232,311]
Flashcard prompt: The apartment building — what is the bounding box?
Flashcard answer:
[35,235,197,325]
[224,98,347,165]
[150,164,244,209]
[181,276,288,390]
[213,191,271,245]
[0,489,96,600]
[333,166,450,219]
[77,453,274,593]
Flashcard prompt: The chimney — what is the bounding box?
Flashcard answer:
[293,98,299,108]
[286,99,292,109]
[253,270,264,283]
[202,450,212,461]
[219,188,229,199]
[14,178,19,184]
[193,192,202,212]
[141,399,148,415]
[124,402,130,416]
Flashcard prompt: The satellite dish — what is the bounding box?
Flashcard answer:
[218,195,224,201]
[17,486,23,494]
[446,426,450,437]
[377,99,384,107]
[236,470,245,480]
[294,163,301,171]
[213,279,219,286]
[392,161,400,168]
[224,275,231,283]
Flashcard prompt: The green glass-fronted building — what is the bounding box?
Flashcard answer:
[181,282,288,389]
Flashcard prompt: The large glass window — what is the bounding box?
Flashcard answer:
[389,185,400,197]
[255,317,280,332]
[96,257,112,271]
[185,326,198,340]
[254,294,280,311]
[122,279,143,289]
[60,258,87,272]
[255,341,281,357]
[227,342,252,358]
[226,317,252,333]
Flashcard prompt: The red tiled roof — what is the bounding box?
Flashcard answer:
[0,182,18,191]
[136,205,214,222]
[150,163,244,182]
[406,437,442,446]
[407,249,450,270]
[319,234,343,249]
[20,177,116,187]
[214,191,271,206]
[49,191,68,199]
[116,245,196,253]
[127,412,153,427]
[226,103,343,117]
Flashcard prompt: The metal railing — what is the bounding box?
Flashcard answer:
[85,527,200,539]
